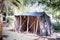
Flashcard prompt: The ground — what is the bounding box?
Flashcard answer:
[3,27,60,40]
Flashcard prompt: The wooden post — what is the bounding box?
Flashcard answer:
[21,19,26,26]
[36,17,39,34]
[19,16,22,31]
[29,20,35,29]
[27,16,29,33]
[33,21,35,33]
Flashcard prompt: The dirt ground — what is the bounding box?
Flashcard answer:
[2,27,60,40]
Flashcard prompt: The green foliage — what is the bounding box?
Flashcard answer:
[12,0,60,11]
[6,17,13,23]
[15,0,21,3]
[9,10,14,15]
[4,0,60,19]
[38,0,60,10]
[52,22,60,31]
[12,1,19,7]
[12,0,21,8]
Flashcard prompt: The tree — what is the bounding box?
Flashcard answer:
[0,0,3,39]
[0,0,14,39]
[12,0,60,18]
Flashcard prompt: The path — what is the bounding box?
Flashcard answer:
[2,27,39,40]
[2,27,60,40]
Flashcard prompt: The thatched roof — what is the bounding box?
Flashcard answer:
[14,12,45,16]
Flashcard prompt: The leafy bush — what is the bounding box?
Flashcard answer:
[8,10,14,16]
[6,17,13,23]
[52,22,60,31]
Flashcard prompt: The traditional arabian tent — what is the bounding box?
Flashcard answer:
[14,12,54,36]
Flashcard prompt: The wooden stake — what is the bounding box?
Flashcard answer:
[27,16,29,33]
[33,21,35,33]
[29,21,35,29]
[36,17,39,34]
[19,16,22,31]
[22,19,26,26]
[39,17,40,34]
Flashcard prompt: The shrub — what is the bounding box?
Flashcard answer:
[52,22,60,31]
[6,17,13,23]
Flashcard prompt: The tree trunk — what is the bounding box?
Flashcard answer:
[40,14,54,36]
[0,0,3,39]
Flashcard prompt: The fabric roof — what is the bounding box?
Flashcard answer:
[14,12,44,16]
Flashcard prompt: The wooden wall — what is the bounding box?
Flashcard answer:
[15,16,40,34]
[15,13,54,36]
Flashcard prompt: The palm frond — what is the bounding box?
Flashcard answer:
[12,1,19,7]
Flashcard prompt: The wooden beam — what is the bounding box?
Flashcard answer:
[29,20,35,29]
[33,21,35,33]
[21,19,26,26]
[36,17,39,34]
[27,16,29,33]
[19,16,22,31]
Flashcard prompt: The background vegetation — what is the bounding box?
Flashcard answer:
[3,0,60,31]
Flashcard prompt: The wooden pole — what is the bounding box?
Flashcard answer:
[19,16,22,31]
[21,19,26,26]
[29,20,35,29]
[33,21,35,33]
[27,16,29,33]
[36,17,39,34]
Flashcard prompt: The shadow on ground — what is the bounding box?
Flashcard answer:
[34,36,60,40]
